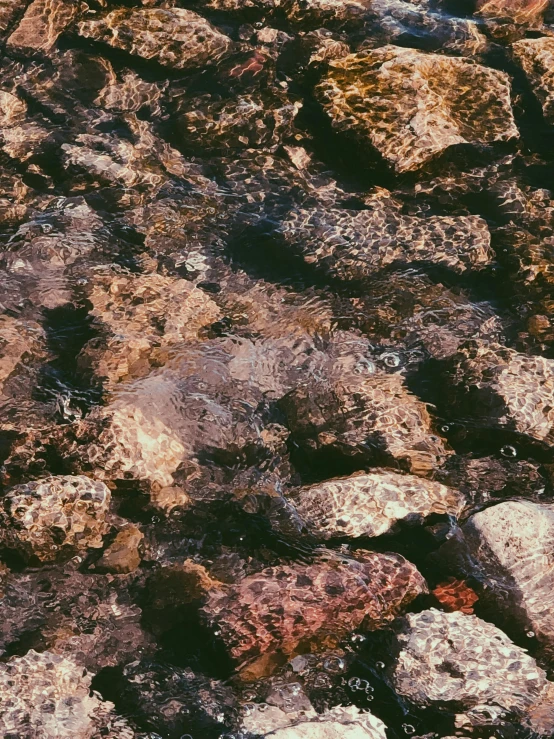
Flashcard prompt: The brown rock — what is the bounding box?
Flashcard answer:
[7,0,79,55]
[203,550,426,666]
[317,45,518,172]
[477,0,547,24]
[513,37,554,122]
[97,524,143,574]
[77,7,233,71]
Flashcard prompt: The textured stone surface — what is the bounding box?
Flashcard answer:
[281,345,449,475]
[279,189,493,278]
[317,46,518,172]
[289,470,464,539]
[477,0,548,24]
[203,550,426,664]
[97,524,143,574]
[454,501,554,653]
[262,706,388,738]
[77,8,233,71]
[78,267,221,385]
[6,0,79,55]
[392,609,549,724]
[445,340,554,445]
[0,475,111,562]
[0,650,134,739]
[513,37,554,123]
[0,315,46,395]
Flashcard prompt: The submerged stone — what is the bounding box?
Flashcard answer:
[317,45,518,172]
[289,469,464,539]
[77,7,233,71]
[0,475,111,562]
[203,549,426,666]
[513,37,554,123]
[6,0,80,55]
[444,340,554,446]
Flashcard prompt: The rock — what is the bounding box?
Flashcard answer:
[283,0,367,29]
[431,578,479,614]
[0,564,152,669]
[513,37,554,123]
[252,705,388,738]
[77,8,233,71]
[288,470,464,539]
[0,315,46,395]
[94,71,167,115]
[317,46,518,172]
[6,0,80,55]
[176,91,302,154]
[447,501,554,654]
[281,337,449,475]
[78,267,221,385]
[0,650,134,739]
[0,0,31,37]
[278,189,493,278]
[203,549,426,667]
[392,609,551,730]
[444,340,554,446]
[477,0,547,25]
[0,475,111,562]
[0,91,27,127]
[97,524,143,574]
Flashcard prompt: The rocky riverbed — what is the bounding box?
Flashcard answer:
[2,0,554,737]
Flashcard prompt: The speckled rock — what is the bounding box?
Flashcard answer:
[392,609,551,728]
[203,549,426,666]
[317,46,518,172]
[278,188,493,278]
[448,501,554,654]
[77,8,233,71]
[255,705,388,738]
[0,650,135,739]
[289,470,464,539]
[78,267,221,385]
[445,340,554,446]
[6,0,80,55]
[513,37,554,123]
[281,338,449,475]
[0,475,111,562]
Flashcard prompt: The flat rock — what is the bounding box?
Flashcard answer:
[203,549,426,666]
[278,189,493,278]
[77,7,233,71]
[477,0,548,24]
[6,0,79,55]
[262,705,387,738]
[444,340,554,445]
[513,37,554,123]
[450,501,554,654]
[392,608,551,730]
[0,475,111,562]
[0,650,134,738]
[317,45,518,172]
[289,469,464,539]
[78,267,221,385]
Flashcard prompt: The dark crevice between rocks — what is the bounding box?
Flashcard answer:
[32,302,104,420]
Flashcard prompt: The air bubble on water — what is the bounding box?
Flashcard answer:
[180,735,193,739]
[258,703,269,712]
[527,631,535,638]
[381,352,401,368]
[151,515,161,523]
[375,661,385,669]
[500,445,517,458]
[441,424,450,433]
[354,357,376,374]
[242,703,256,715]
[242,690,257,702]
[348,677,361,690]
[323,656,346,674]
[402,724,415,735]
[313,672,332,689]
[41,223,53,234]
[350,633,366,645]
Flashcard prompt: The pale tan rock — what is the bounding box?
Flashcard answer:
[7,0,80,55]
[0,91,27,127]
[513,37,554,122]
[77,7,233,71]
[291,470,464,539]
[317,45,518,172]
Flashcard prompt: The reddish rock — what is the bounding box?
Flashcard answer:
[432,578,479,614]
[203,550,426,667]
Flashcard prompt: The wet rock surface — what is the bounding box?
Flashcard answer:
[1,0,554,734]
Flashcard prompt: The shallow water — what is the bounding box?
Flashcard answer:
[2,0,554,737]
